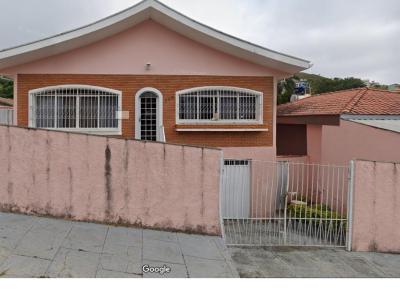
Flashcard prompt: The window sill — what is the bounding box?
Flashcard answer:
[31,127,122,136]
[175,128,269,132]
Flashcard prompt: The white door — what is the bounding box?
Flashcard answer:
[222,160,251,219]
[138,91,158,141]
[135,88,165,142]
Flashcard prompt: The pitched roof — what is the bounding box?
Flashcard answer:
[0,97,13,107]
[341,116,400,133]
[0,0,310,74]
[278,88,400,116]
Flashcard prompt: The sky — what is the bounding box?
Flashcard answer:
[0,0,399,84]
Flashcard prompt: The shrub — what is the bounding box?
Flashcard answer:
[287,203,346,231]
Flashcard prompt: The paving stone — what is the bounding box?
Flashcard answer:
[0,254,50,277]
[304,249,363,277]
[185,255,236,278]
[14,220,72,260]
[62,224,108,253]
[333,250,386,277]
[96,269,142,278]
[142,259,188,278]
[274,250,337,277]
[102,226,142,255]
[143,239,184,264]
[0,226,28,250]
[143,229,178,243]
[178,233,224,260]
[355,252,400,277]
[0,212,35,230]
[46,248,100,278]
[126,259,143,275]
[230,248,290,278]
[0,247,12,267]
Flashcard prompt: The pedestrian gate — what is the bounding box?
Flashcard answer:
[220,160,352,248]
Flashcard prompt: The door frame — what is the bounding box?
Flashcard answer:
[135,87,164,142]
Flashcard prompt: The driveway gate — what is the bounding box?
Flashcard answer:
[220,159,353,248]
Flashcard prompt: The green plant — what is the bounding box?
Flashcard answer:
[287,203,346,231]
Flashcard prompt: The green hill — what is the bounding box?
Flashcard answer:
[278,73,367,104]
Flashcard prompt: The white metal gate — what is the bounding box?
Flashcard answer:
[221,159,352,248]
[221,160,251,219]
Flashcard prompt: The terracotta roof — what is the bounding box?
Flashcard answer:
[278,88,400,116]
[0,97,13,107]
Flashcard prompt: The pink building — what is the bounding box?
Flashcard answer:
[277,88,400,165]
[0,0,311,162]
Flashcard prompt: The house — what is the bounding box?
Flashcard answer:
[277,87,400,164]
[388,84,400,93]
[0,0,310,162]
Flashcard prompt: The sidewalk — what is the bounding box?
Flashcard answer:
[0,212,238,278]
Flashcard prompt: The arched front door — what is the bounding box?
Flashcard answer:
[135,88,164,142]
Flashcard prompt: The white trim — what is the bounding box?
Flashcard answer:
[176,128,269,132]
[13,76,17,125]
[135,87,164,142]
[28,84,122,135]
[28,84,122,95]
[273,77,277,149]
[0,0,311,73]
[176,86,263,125]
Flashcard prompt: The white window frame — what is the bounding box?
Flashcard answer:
[28,85,122,135]
[134,87,165,142]
[175,86,263,125]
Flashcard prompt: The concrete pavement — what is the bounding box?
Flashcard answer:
[230,246,400,278]
[0,212,238,278]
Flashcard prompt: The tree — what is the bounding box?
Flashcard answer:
[277,73,367,104]
[0,77,13,99]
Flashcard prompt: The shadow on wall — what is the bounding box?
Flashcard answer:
[0,125,222,235]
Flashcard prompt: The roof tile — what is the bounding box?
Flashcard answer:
[278,88,400,116]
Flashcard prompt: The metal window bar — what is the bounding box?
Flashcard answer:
[139,91,157,141]
[178,88,261,122]
[0,108,13,125]
[221,160,350,247]
[31,87,119,131]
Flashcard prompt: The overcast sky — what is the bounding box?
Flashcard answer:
[0,0,399,84]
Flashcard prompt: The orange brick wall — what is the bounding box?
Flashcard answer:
[17,74,274,148]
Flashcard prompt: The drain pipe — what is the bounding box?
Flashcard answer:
[219,151,226,241]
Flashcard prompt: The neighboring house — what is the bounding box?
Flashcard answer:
[0,0,310,162]
[277,87,400,164]
[388,84,400,93]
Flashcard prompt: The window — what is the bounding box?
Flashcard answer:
[176,87,262,124]
[29,86,121,134]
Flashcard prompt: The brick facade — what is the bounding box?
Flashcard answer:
[17,74,274,148]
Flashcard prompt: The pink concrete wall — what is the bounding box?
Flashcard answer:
[351,160,400,252]
[0,20,282,77]
[321,120,400,165]
[222,146,276,162]
[307,124,322,164]
[0,125,222,235]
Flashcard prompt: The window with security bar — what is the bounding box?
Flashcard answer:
[177,87,263,123]
[29,86,121,134]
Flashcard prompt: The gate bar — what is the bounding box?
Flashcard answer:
[346,160,355,251]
